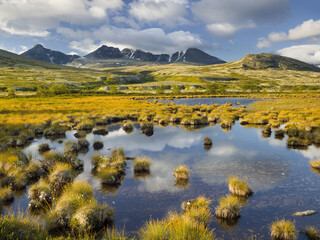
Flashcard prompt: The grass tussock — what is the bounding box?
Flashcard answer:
[28,179,52,212]
[310,159,320,170]
[0,213,49,240]
[42,151,83,171]
[47,181,113,232]
[133,157,151,174]
[228,176,253,197]
[91,148,126,185]
[0,186,14,202]
[140,195,213,239]
[49,163,73,195]
[203,137,213,145]
[305,226,320,240]
[270,219,297,240]
[173,165,190,181]
[215,194,241,220]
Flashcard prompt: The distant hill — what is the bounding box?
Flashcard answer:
[240,53,320,72]
[21,44,80,65]
[0,48,70,69]
[70,45,225,68]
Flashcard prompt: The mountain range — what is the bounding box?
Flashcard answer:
[21,44,225,66]
[21,44,80,65]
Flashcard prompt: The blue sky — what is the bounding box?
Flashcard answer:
[0,0,320,65]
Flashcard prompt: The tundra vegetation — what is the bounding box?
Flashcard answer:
[0,56,320,239]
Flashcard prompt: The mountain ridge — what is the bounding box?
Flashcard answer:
[80,45,226,65]
[21,44,80,65]
[240,53,320,72]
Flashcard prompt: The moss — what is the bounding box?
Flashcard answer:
[133,157,151,174]
[270,219,297,240]
[228,176,253,197]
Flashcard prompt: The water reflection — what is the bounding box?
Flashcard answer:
[16,122,320,239]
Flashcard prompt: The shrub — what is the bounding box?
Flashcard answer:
[133,157,151,174]
[228,176,253,197]
[173,165,190,180]
[270,219,297,240]
[215,194,241,220]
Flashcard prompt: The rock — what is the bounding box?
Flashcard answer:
[93,128,108,136]
[93,141,104,150]
[293,210,318,217]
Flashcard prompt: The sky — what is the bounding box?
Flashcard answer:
[0,0,320,65]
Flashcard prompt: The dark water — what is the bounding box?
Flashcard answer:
[4,123,320,239]
[149,98,266,107]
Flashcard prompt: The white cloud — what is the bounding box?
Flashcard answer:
[192,0,289,38]
[257,19,320,49]
[207,23,237,38]
[62,26,218,54]
[0,0,124,37]
[129,0,189,26]
[275,45,320,66]
[207,21,256,38]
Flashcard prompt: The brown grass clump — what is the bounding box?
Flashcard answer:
[305,226,320,240]
[310,159,320,170]
[203,137,212,145]
[228,176,253,197]
[215,194,241,220]
[134,157,151,174]
[270,219,297,240]
[173,165,190,181]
